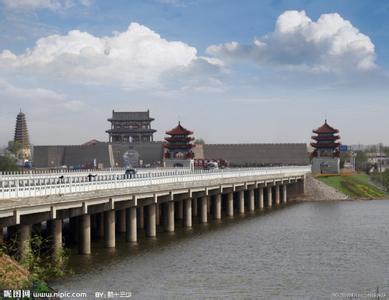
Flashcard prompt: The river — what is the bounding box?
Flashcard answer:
[52,200,389,299]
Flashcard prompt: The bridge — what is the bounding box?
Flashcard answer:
[0,166,310,260]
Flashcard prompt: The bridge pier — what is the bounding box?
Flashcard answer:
[267,186,272,208]
[126,207,137,242]
[146,204,156,237]
[214,194,221,220]
[17,224,31,261]
[104,210,115,248]
[283,184,288,203]
[192,197,198,217]
[227,193,234,217]
[249,189,255,212]
[239,190,245,214]
[258,188,264,209]
[137,207,144,229]
[184,199,192,227]
[79,214,91,255]
[165,201,175,232]
[200,196,208,223]
[48,219,62,261]
[156,204,160,226]
[275,185,280,205]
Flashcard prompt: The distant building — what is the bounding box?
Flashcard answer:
[164,122,195,168]
[310,120,341,174]
[106,110,156,143]
[14,110,31,160]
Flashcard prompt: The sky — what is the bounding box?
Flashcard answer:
[0,0,388,146]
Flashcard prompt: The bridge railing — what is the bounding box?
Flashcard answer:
[0,166,311,200]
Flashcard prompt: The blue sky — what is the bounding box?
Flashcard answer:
[0,0,388,146]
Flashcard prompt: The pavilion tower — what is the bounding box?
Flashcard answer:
[310,120,341,174]
[14,110,31,160]
[164,122,194,168]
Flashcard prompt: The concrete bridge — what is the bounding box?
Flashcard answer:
[0,166,310,260]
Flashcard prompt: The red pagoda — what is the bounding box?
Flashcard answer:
[164,122,195,161]
[311,120,341,158]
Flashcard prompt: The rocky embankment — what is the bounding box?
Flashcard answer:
[304,174,348,201]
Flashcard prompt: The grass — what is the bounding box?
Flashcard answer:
[317,173,386,199]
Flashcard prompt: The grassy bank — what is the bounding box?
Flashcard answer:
[317,173,386,199]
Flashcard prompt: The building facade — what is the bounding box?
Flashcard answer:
[106,110,156,143]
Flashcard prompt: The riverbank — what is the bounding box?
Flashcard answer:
[305,173,388,201]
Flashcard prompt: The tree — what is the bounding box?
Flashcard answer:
[0,154,18,172]
[8,141,23,158]
[194,138,205,145]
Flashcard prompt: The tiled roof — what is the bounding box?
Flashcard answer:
[109,110,153,121]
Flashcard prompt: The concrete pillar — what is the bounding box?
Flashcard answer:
[214,194,222,220]
[177,200,183,220]
[146,204,156,237]
[239,190,245,214]
[126,207,137,242]
[249,189,255,212]
[137,207,144,229]
[17,224,31,261]
[98,213,104,238]
[184,198,192,228]
[156,204,160,226]
[275,185,280,205]
[118,209,126,233]
[104,210,115,248]
[259,188,264,210]
[165,201,175,232]
[200,196,208,223]
[192,197,198,217]
[283,184,287,203]
[79,214,91,254]
[48,219,62,259]
[267,186,272,208]
[227,193,234,217]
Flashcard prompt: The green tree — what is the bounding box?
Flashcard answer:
[8,141,23,158]
[0,155,18,172]
[355,150,369,171]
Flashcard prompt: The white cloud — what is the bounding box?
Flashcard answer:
[0,78,85,111]
[207,10,376,72]
[0,23,220,88]
[2,0,92,10]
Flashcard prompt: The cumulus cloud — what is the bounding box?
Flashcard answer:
[0,23,220,88]
[2,0,92,10]
[207,10,376,72]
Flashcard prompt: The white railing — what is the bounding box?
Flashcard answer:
[0,166,311,200]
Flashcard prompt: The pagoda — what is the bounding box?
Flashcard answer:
[14,110,31,160]
[310,120,341,174]
[164,122,195,168]
[311,120,341,158]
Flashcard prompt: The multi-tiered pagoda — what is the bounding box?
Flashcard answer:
[310,120,341,174]
[14,110,31,160]
[164,122,194,168]
[311,120,341,158]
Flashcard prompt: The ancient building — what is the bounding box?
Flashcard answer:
[106,110,156,143]
[310,120,341,174]
[163,122,195,168]
[14,110,31,160]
